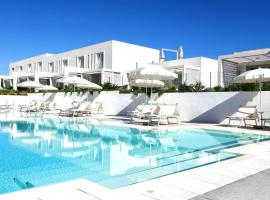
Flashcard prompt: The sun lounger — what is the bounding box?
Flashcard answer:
[71,101,92,117]
[262,118,270,127]
[20,100,43,112]
[146,104,180,126]
[127,104,145,118]
[227,105,259,127]
[88,102,103,115]
[130,104,159,124]
[58,101,81,117]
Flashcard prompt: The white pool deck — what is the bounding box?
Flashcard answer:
[0,114,270,200]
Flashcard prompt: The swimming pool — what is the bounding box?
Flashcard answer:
[0,118,269,194]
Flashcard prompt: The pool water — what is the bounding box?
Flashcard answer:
[0,118,269,194]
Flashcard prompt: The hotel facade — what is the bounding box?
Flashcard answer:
[1,40,223,90]
[8,40,159,90]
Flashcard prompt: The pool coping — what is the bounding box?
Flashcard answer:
[0,117,270,200]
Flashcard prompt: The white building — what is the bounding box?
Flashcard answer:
[8,40,159,90]
[158,57,219,88]
[219,48,270,86]
[1,40,219,90]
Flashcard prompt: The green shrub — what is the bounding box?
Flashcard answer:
[192,81,205,92]
[167,84,177,92]
[178,82,193,92]
[102,82,120,91]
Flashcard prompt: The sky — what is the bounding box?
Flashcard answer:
[0,0,270,75]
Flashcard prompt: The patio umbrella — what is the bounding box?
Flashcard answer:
[17,81,43,104]
[129,64,177,102]
[129,79,164,88]
[38,85,58,91]
[57,76,93,86]
[76,82,102,101]
[57,76,98,103]
[232,68,270,112]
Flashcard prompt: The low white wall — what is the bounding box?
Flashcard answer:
[158,91,270,123]
[0,91,147,116]
[1,91,270,124]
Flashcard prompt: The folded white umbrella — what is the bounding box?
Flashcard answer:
[232,68,270,112]
[129,79,164,88]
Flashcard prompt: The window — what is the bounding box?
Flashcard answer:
[62,59,68,67]
[37,62,42,71]
[12,67,14,72]
[77,56,84,68]
[95,52,104,69]
[49,62,54,73]
[19,66,23,72]
[27,64,32,72]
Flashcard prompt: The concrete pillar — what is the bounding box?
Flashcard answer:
[49,78,53,86]
[12,74,18,90]
[34,73,39,83]
[64,66,69,77]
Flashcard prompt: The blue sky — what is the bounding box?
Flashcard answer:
[0,0,270,75]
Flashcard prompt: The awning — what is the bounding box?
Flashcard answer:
[223,52,270,64]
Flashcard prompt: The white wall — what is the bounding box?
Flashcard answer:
[200,57,219,87]
[0,91,147,116]
[158,92,270,123]
[162,57,202,68]
[112,40,159,72]
[161,57,219,88]
[1,91,269,125]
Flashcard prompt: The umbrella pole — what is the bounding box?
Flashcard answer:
[73,84,75,105]
[145,81,148,103]
[150,79,153,105]
[30,88,32,106]
[259,82,262,112]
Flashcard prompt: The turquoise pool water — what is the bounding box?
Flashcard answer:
[0,118,269,194]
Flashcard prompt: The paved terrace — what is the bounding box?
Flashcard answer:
[0,115,270,200]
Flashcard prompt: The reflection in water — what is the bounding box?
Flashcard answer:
[0,118,260,193]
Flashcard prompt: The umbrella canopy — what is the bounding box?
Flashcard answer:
[232,68,270,83]
[56,76,92,86]
[76,82,102,90]
[17,81,44,105]
[232,68,270,113]
[17,81,43,89]
[38,85,58,91]
[129,79,164,88]
[129,64,177,80]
